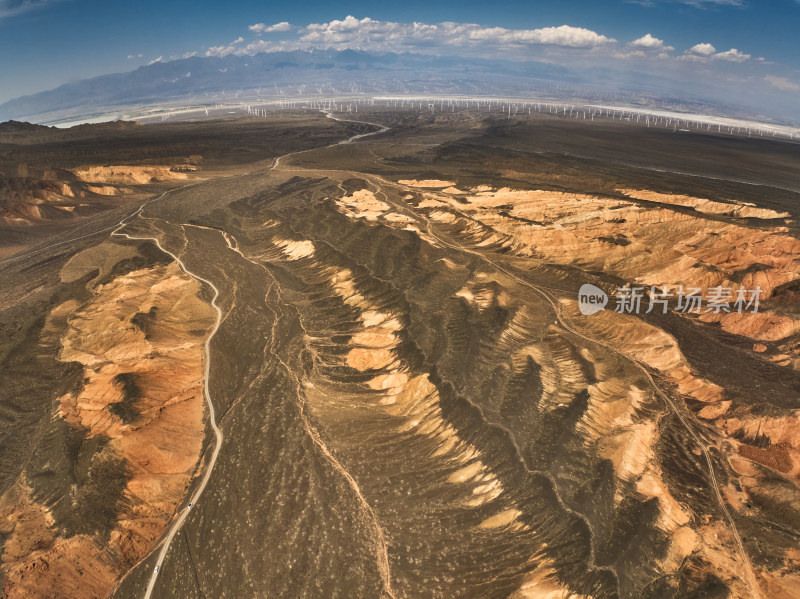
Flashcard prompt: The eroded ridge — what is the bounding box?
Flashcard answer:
[383,179,800,597]
[228,168,800,597]
[244,220,617,598]
[0,241,215,599]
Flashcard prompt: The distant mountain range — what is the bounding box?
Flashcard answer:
[1,49,794,125]
[0,50,574,122]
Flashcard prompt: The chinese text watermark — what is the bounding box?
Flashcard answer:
[579,284,761,316]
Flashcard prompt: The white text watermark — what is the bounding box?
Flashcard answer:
[579,284,761,316]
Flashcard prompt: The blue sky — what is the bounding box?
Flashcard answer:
[1,0,799,104]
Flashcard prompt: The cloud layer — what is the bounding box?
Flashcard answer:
[222,15,765,69]
[170,14,800,93]
[298,16,616,50]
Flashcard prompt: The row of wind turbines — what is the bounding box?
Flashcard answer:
[234,95,800,141]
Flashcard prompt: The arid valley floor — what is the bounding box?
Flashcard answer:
[1,109,799,599]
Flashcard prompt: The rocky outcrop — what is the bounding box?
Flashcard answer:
[0,253,215,599]
[406,182,800,358]
[69,165,196,186]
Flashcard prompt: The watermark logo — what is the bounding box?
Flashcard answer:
[578,284,608,315]
[578,284,762,315]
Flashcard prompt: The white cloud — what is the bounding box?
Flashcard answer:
[688,42,716,55]
[764,75,800,91]
[631,34,665,48]
[486,24,616,47]
[302,16,436,46]
[300,16,615,50]
[713,47,750,62]
[680,43,751,63]
[205,36,246,57]
[466,24,613,47]
[147,56,163,65]
[249,21,291,33]
[126,54,144,60]
[629,33,675,53]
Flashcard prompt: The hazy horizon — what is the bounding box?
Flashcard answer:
[2,1,799,122]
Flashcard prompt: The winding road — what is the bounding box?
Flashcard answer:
[109,223,223,599]
[106,114,389,598]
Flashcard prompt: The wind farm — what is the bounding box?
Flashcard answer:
[64,88,799,143]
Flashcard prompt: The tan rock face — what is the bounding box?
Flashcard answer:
[373,175,800,595]
[409,182,800,522]
[0,480,118,599]
[397,179,456,188]
[335,188,390,221]
[416,183,800,355]
[0,261,215,599]
[85,184,132,196]
[69,165,195,185]
[1,163,201,225]
[617,189,791,220]
[0,173,84,225]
